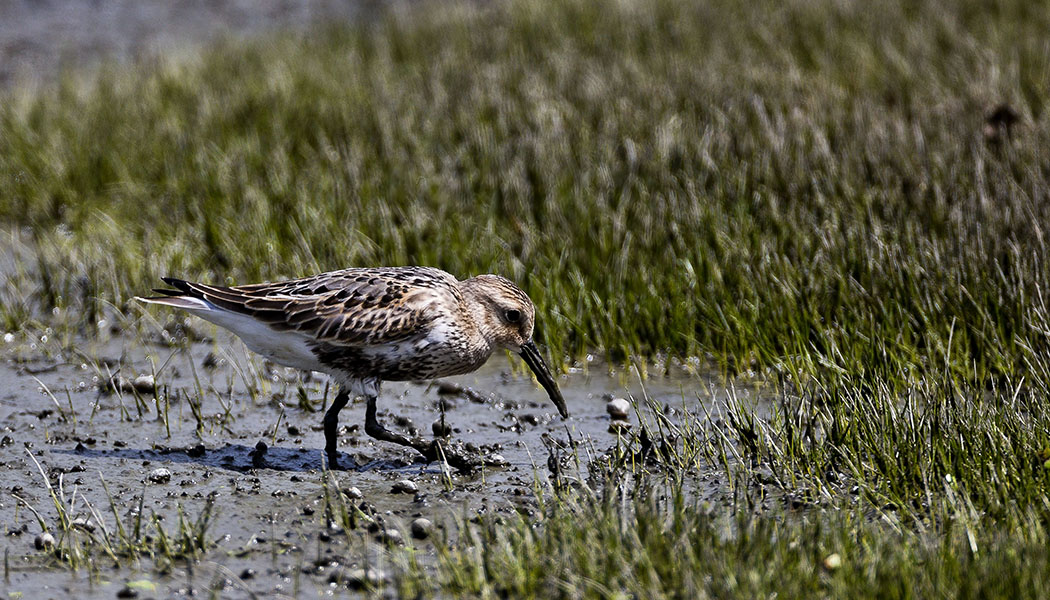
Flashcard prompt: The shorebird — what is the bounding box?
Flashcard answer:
[137,267,567,469]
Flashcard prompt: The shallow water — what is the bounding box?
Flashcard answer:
[0,325,754,597]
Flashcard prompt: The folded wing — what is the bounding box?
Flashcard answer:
[147,267,460,347]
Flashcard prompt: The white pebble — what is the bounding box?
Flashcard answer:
[391,479,418,494]
[34,532,55,550]
[132,375,156,393]
[606,398,631,419]
[3,333,13,343]
[823,553,843,570]
[70,518,95,532]
[379,528,403,545]
[148,467,172,483]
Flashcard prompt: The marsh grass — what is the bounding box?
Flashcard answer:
[421,475,1050,599]
[1,0,1049,384]
[4,0,1050,595]
[15,451,214,572]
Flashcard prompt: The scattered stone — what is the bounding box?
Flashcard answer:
[432,419,452,438]
[391,479,418,494]
[239,568,256,580]
[148,467,172,484]
[343,486,363,500]
[410,518,434,540]
[131,375,155,393]
[116,586,138,599]
[34,532,55,550]
[378,528,403,545]
[606,398,630,420]
[823,553,842,570]
[329,566,385,590]
[71,518,95,533]
[486,453,508,467]
[187,443,206,458]
[288,425,301,436]
[254,440,268,455]
[608,420,633,434]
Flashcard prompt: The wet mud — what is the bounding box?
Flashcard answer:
[0,325,746,598]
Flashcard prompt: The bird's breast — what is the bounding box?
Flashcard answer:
[312,319,492,382]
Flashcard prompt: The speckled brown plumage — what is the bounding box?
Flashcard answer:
[139,266,566,468]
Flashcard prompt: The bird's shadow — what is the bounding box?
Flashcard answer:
[53,443,430,474]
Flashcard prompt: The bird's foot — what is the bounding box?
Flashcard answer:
[325,449,350,471]
[409,438,508,473]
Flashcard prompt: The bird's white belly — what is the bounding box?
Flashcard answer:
[187,305,323,372]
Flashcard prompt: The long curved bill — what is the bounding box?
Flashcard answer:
[519,340,568,418]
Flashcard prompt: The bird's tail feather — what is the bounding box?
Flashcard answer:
[135,295,211,310]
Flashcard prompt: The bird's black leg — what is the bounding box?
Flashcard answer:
[364,395,490,470]
[323,388,350,469]
[364,394,418,448]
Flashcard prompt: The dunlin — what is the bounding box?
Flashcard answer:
[137,267,567,468]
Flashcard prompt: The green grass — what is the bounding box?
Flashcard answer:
[5,0,1050,596]
[2,0,1048,382]
[401,478,1050,600]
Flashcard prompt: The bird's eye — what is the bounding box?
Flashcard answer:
[504,309,521,323]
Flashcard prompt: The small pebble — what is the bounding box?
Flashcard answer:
[486,453,508,467]
[255,440,268,454]
[606,398,630,420]
[240,568,256,580]
[391,479,418,494]
[34,532,55,550]
[343,486,363,500]
[116,586,138,599]
[410,518,434,540]
[378,528,403,545]
[71,517,95,532]
[329,567,385,590]
[608,420,633,434]
[132,375,155,393]
[148,467,172,484]
[823,553,843,570]
[432,420,452,438]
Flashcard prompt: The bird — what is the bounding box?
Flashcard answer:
[136,266,568,469]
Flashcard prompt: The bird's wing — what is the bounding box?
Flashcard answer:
[154,267,461,346]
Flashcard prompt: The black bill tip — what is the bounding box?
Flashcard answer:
[519,340,568,419]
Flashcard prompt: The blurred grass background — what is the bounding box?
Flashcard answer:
[2,0,1049,381]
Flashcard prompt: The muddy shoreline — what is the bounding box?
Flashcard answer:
[0,324,737,597]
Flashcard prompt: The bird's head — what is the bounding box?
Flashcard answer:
[462,274,568,418]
